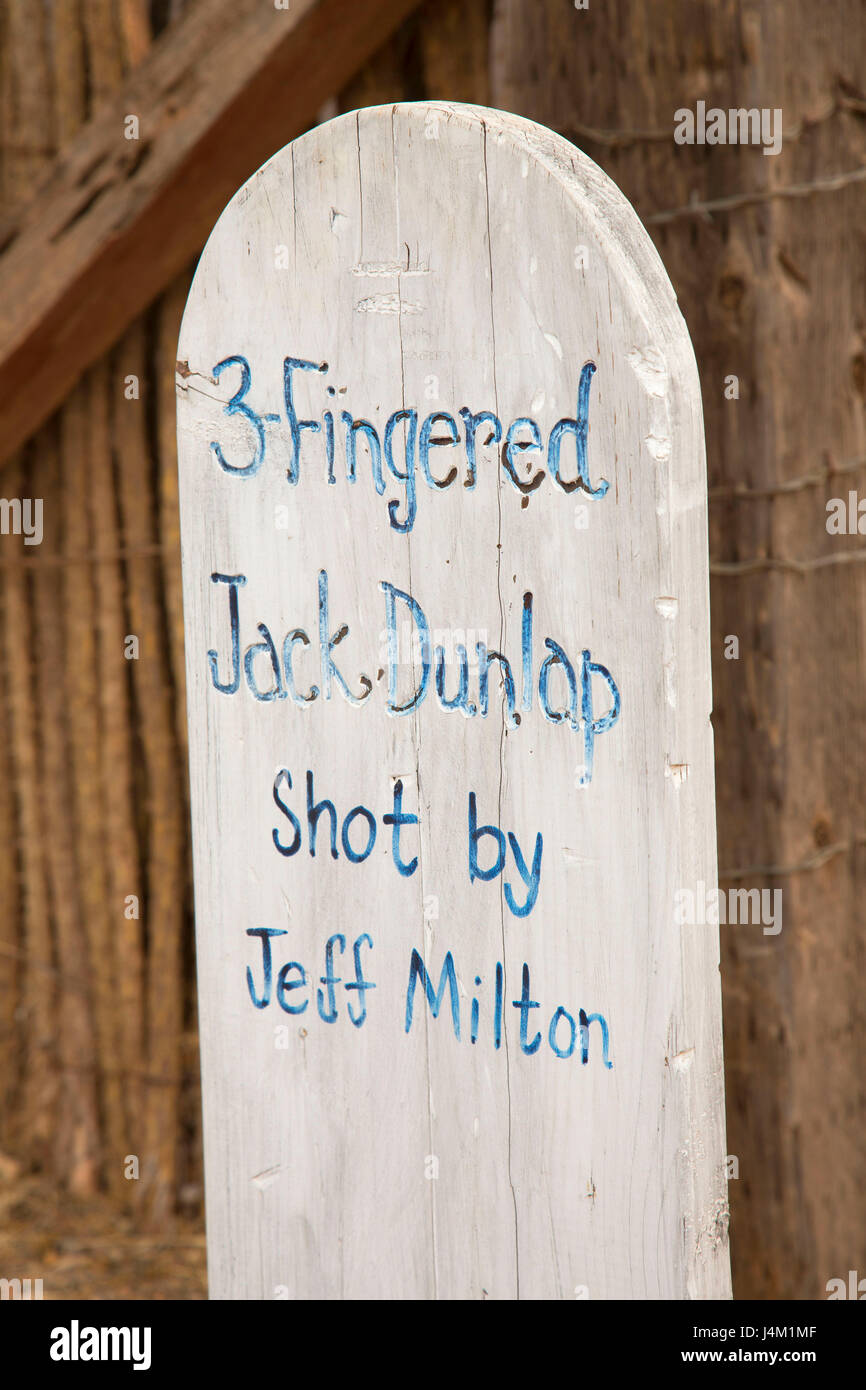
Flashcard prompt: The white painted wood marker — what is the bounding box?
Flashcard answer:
[177,102,731,1300]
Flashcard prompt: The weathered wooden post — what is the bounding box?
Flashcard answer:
[176,102,731,1300]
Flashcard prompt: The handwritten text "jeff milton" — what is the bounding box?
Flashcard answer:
[246,930,613,1066]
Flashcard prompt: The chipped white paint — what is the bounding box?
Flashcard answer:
[352,260,430,276]
[354,292,424,314]
[646,432,673,462]
[665,756,691,786]
[561,846,597,866]
[177,102,730,1301]
[250,1165,283,1191]
[655,596,679,620]
[671,1048,696,1074]
[627,344,668,397]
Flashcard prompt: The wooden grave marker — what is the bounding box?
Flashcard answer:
[176,102,731,1300]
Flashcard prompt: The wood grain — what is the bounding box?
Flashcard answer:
[491,0,866,1303]
[177,102,730,1299]
[0,0,58,1170]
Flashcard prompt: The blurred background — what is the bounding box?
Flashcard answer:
[0,0,863,1300]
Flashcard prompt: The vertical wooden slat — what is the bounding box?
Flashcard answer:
[60,388,127,1196]
[49,0,126,1200]
[1,456,57,1165]
[120,0,152,69]
[0,0,57,1169]
[117,0,190,1226]
[0,547,21,1146]
[2,0,54,195]
[416,0,490,104]
[157,272,201,1211]
[153,0,197,1201]
[0,6,6,199]
[114,322,186,1225]
[33,427,101,1193]
[88,357,147,1202]
[157,279,192,788]
[82,0,124,103]
[52,0,86,143]
[0,0,22,1141]
[61,0,156,1207]
[339,5,421,107]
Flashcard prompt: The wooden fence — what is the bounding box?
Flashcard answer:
[0,0,864,1297]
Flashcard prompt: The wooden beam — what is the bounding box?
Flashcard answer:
[0,0,423,467]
